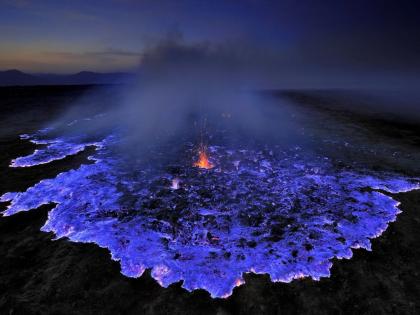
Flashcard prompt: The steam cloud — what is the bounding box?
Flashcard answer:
[50,37,304,157]
[48,34,420,153]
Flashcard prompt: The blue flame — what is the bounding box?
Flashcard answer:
[1,128,418,298]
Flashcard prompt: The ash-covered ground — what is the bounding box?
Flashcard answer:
[1,86,420,314]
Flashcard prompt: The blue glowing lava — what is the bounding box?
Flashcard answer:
[1,128,419,298]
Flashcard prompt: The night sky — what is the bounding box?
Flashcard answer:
[0,0,419,87]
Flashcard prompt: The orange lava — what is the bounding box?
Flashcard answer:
[194,147,213,169]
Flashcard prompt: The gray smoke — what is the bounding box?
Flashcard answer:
[50,37,304,156]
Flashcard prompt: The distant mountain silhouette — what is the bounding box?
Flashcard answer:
[0,69,134,86]
[0,70,40,86]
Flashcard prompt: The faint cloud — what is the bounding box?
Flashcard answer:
[63,10,100,23]
[45,48,143,59]
[0,0,31,8]
[90,48,144,57]
[35,48,142,72]
[1,1,101,23]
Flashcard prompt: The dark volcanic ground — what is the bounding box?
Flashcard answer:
[0,86,419,315]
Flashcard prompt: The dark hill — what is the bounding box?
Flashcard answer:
[0,69,134,86]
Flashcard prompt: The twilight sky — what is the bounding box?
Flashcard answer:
[0,0,419,87]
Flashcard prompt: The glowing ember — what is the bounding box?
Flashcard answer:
[171,178,180,189]
[233,160,240,170]
[194,146,213,169]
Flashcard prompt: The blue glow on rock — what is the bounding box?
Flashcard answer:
[1,129,419,298]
